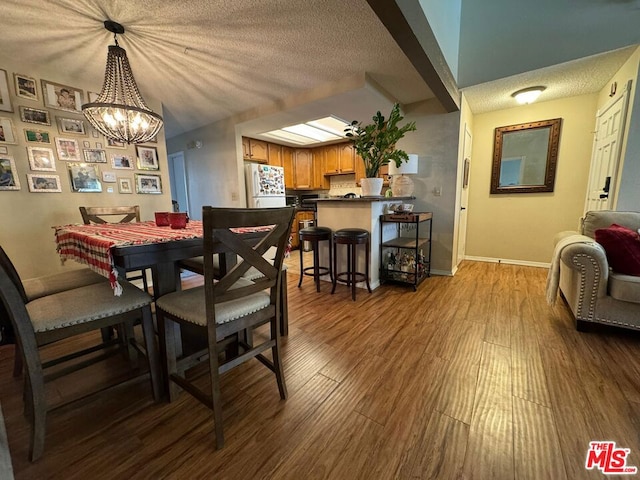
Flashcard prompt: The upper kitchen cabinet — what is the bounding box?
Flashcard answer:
[293,149,313,190]
[323,144,339,174]
[268,143,282,167]
[282,146,294,189]
[313,149,329,190]
[337,143,355,173]
[242,137,269,163]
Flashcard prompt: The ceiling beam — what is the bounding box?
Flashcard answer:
[366,0,460,112]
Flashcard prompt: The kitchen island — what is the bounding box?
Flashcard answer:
[310,196,415,291]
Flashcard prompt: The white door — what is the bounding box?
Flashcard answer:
[168,152,189,214]
[584,80,631,212]
[456,125,472,266]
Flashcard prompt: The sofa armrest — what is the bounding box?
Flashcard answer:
[559,240,609,321]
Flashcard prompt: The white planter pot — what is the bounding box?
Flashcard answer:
[360,177,383,197]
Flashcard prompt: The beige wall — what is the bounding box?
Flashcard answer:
[465,94,598,264]
[0,57,171,279]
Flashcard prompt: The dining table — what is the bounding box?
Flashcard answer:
[54,219,290,353]
[54,220,271,298]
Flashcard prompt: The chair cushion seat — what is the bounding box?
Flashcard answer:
[156,278,271,326]
[610,272,640,304]
[27,280,152,333]
[24,268,107,301]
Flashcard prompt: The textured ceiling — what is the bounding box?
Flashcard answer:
[463,46,638,114]
[0,0,434,139]
[0,0,638,141]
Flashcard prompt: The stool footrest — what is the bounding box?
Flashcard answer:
[302,266,331,277]
[335,272,368,285]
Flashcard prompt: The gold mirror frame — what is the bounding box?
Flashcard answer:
[490,118,562,194]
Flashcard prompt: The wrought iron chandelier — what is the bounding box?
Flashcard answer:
[82,20,163,144]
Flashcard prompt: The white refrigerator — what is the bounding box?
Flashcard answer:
[245,163,286,208]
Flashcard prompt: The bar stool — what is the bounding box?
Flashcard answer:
[298,226,333,292]
[332,228,372,301]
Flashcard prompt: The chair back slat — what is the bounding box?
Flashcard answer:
[79,206,141,225]
[202,207,294,319]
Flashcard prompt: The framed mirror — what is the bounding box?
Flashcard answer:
[490,118,562,194]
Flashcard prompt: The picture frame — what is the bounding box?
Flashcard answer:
[0,70,13,112]
[27,146,56,171]
[95,142,102,149]
[102,171,116,183]
[0,146,7,155]
[68,163,102,192]
[83,140,90,148]
[0,155,20,190]
[0,117,17,144]
[91,129,99,138]
[56,116,86,135]
[42,79,83,113]
[106,137,126,149]
[14,73,38,101]
[83,149,107,163]
[20,106,51,126]
[27,173,61,193]
[118,177,133,194]
[136,146,159,170]
[111,154,133,169]
[24,128,51,144]
[55,137,81,162]
[135,173,162,194]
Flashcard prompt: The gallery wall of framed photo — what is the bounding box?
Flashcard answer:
[0,57,171,279]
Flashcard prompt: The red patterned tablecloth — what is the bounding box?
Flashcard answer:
[54,221,279,295]
[55,221,205,294]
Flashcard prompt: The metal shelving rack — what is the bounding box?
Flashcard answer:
[379,212,432,291]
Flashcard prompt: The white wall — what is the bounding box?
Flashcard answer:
[0,57,170,279]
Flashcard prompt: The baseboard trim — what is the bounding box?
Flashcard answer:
[463,256,550,269]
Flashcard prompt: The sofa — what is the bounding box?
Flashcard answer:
[554,210,640,331]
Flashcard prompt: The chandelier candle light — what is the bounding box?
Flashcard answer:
[389,154,419,196]
[82,20,163,144]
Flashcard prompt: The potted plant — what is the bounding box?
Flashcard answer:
[345,103,416,196]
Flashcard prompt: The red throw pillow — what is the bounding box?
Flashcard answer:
[594,224,640,276]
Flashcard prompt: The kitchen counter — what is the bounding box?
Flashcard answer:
[313,197,416,291]
[309,196,415,203]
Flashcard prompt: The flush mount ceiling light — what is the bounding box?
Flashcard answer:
[261,116,350,145]
[512,86,546,105]
[82,20,163,144]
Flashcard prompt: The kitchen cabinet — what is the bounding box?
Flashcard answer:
[323,143,355,176]
[282,146,294,189]
[337,143,355,173]
[313,149,329,189]
[290,210,315,249]
[293,149,313,189]
[380,212,432,290]
[268,143,282,167]
[242,137,268,163]
[323,144,339,174]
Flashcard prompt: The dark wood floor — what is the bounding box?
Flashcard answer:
[3,260,640,479]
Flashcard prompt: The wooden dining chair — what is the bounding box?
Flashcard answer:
[79,206,150,292]
[0,255,107,377]
[178,250,290,336]
[155,206,294,449]
[0,245,162,462]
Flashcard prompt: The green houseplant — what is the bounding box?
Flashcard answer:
[345,103,417,188]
